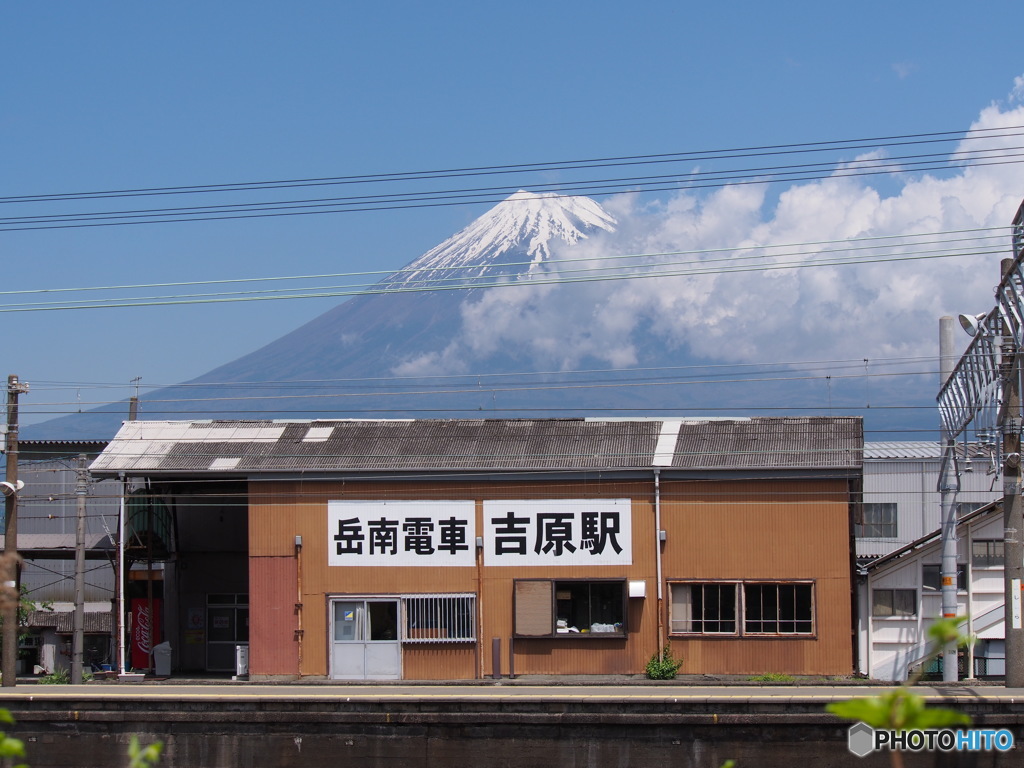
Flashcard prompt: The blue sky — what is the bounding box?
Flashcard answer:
[3,1,1024,430]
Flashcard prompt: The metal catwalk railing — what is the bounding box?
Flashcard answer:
[937,199,1024,440]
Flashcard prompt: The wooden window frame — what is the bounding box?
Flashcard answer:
[668,580,815,637]
[668,582,739,635]
[513,578,627,639]
[742,582,815,636]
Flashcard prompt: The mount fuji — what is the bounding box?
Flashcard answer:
[30,191,654,437]
[28,190,905,439]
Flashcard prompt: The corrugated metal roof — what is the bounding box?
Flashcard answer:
[864,441,990,460]
[864,441,942,459]
[26,610,112,633]
[0,533,114,557]
[672,417,862,469]
[89,417,862,476]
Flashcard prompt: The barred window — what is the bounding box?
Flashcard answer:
[402,594,476,643]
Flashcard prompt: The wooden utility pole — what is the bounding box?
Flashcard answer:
[2,375,28,687]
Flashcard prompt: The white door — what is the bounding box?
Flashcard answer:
[331,599,401,680]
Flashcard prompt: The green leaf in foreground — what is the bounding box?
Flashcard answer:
[827,688,970,731]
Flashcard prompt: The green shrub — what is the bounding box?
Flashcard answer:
[35,668,93,685]
[645,645,683,680]
[37,669,70,685]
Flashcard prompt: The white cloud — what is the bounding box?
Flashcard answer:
[397,83,1024,379]
[892,61,916,79]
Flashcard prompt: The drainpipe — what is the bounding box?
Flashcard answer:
[295,535,304,676]
[118,474,127,675]
[655,468,664,654]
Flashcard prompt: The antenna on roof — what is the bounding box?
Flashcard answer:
[128,377,141,421]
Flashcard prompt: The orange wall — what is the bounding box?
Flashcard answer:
[247,476,853,678]
[660,479,853,675]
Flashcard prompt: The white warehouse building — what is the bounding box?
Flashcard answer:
[857,501,1005,681]
[859,442,999,562]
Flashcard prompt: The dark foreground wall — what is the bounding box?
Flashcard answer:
[5,696,1023,768]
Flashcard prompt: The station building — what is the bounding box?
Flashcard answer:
[89,416,862,680]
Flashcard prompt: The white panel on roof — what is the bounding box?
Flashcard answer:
[303,426,335,442]
[653,420,681,467]
[191,425,286,443]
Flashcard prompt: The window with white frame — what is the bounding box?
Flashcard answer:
[872,588,916,617]
[956,502,987,518]
[402,594,476,643]
[971,540,1004,568]
[856,503,897,538]
[670,583,737,634]
[668,581,814,637]
[921,564,967,592]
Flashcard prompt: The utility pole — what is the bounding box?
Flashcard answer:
[937,317,960,681]
[2,375,28,687]
[1000,256,1024,689]
[72,455,88,684]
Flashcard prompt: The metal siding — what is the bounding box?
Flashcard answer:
[402,646,476,680]
[860,456,1000,558]
[660,478,853,675]
[249,555,299,676]
[248,475,854,677]
[250,479,661,677]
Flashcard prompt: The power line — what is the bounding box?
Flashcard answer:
[0,226,1004,300]
[0,229,1006,312]
[2,126,1018,204]
[3,127,1022,232]
[5,146,1021,227]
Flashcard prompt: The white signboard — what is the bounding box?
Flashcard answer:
[483,499,632,566]
[328,500,476,567]
[1013,578,1022,630]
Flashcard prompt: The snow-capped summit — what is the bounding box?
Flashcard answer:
[387,190,616,288]
[28,191,618,438]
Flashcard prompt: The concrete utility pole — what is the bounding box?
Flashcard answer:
[937,317,960,682]
[999,258,1024,688]
[72,455,88,684]
[2,375,28,687]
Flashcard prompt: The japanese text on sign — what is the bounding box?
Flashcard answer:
[327,499,632,567]
[328,500,476,567]
[483,499,632,566]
